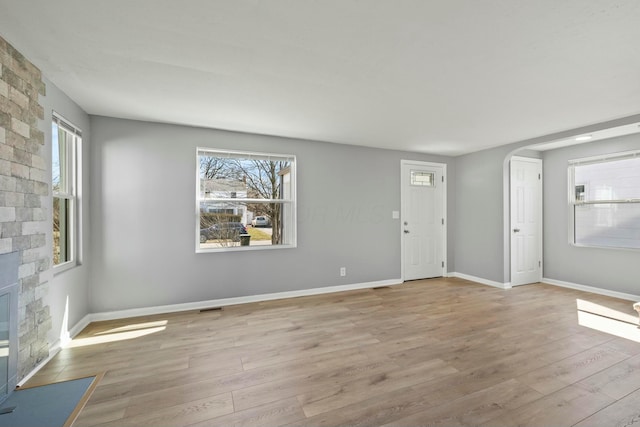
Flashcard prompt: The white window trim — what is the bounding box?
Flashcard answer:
[195,147,297,253]
[52,113,81,273]
[568,149,640,251]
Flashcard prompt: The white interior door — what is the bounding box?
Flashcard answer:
[401,161,445,281]
[510,156,542,286]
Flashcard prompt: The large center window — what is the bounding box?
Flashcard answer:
[196,148,296,251]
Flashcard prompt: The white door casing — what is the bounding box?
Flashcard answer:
[401,161,446,281]
[510,156,542,286]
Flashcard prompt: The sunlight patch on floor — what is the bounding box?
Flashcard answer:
[65,326,166,348]
[578,311,640,343]
[576,299,640,343]
[95,320,168,335]
[576,299,638,324]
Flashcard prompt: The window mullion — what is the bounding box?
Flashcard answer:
[198,198,292,203]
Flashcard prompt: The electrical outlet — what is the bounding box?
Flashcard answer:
[340,267,346,277]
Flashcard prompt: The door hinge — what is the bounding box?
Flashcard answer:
[539,260,541,267]
[441,218,444,225]
[538,173,541,180]
[442,176,444,182]
[442,261,444,267]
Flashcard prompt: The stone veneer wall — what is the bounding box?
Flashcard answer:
[0,35,51,379]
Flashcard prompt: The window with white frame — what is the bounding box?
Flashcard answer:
[569,151,640,249]
[196,148,296,251]
[52,115,81,267]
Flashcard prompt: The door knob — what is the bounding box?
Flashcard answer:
[513,228,520,233]
[404,230,410,234]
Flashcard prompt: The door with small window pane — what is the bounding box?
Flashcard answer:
[401,161,445,281]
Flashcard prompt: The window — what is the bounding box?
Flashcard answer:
[196,148,296,251]
[410,170,434,186]
[52,115,80,267]
[569,151,640,249]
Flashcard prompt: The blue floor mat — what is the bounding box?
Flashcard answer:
[0,376,96,427]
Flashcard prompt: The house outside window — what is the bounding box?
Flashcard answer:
[569,151,640,250]
[52,115,81,268]
[196,148,296,251]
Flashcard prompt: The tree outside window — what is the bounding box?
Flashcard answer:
[52,116,80,267]
[197,149,295,251]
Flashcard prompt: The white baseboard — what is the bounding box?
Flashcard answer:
[16,352,56,387]
[17,313,93,387]
[542,278,640,302]
[87,278,403,323]
[67,314,93,345]
[448,273,639,301]
[21,275,638,386]
[19,279,402,385]
[450,272,512,290]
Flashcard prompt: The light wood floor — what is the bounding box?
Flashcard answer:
[27,278,640,427]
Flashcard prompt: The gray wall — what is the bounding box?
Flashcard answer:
[89,116,455,313]
[454,145,515,283]
[40,77,91,345]
[453,115,640,286]
[542,134,640,294]
[40,100,640,320]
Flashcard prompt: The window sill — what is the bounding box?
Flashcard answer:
[196,243,297,254]
[53,260,78,275]
[570,243,640,252]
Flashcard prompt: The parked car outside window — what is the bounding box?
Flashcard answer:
[200,222,247,243]
[251,216,271,227]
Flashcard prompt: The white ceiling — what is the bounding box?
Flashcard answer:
[531,122,640,151]
[1,1,639,156]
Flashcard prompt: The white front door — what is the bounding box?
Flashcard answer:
[401,161,445,281]
[510,156,542,286]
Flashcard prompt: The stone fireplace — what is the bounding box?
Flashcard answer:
[0,252,18,403]
[1,35,52,383]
